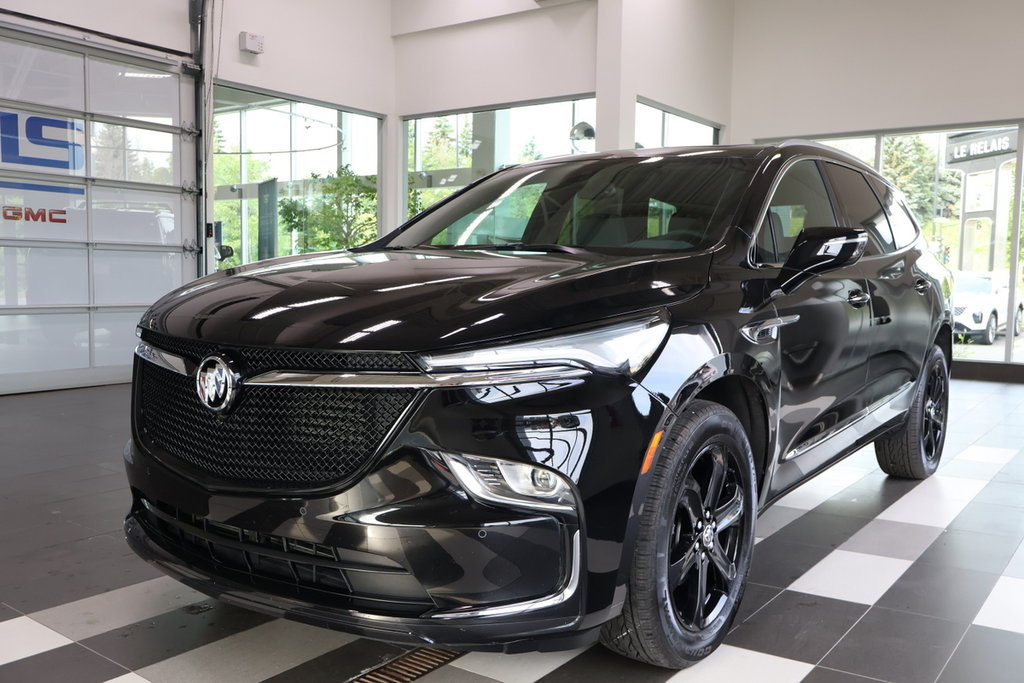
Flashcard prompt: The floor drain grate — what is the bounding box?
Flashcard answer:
[349,647,464,682]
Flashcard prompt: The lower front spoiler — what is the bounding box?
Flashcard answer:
[124,513,597,653]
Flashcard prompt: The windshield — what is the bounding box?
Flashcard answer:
[383,154,756,254]
[956,275,994,294]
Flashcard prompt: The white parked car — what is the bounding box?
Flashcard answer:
[953,271,1023,344]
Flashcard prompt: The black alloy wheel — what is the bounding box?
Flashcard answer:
[875,344,949,479]
[600,400,756,669]
[669,442,746,632]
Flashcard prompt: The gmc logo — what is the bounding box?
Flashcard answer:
[1,206,68,223]
[0,111,85,171]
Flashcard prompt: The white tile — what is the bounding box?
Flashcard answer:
[938,458,1004,481]
[0,616,73,666]
[973,576,1024,634]
[1004,542,1024,580]
[451,648,589,683]
[666,645,813,682]
[30,576,207,640]
[773,468,869,511]
[787,550,911,604]
[137,619,356,683]
[955,445,1019,465]
[876,475,986,528]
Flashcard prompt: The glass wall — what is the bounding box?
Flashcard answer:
[813,126,1024,365]
[212,86,380,269]
[635,101,718,149]
[405,97,596,216]
[0,33,196,393]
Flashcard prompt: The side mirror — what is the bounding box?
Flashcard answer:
[777,227,867,294]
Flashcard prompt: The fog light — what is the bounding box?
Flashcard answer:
[440,453,575,512]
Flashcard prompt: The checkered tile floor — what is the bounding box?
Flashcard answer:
[3,380,1024,682]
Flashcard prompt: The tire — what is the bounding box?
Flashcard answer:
[874,344,949,479]
[980,314,997,345]
[600,400,757,669]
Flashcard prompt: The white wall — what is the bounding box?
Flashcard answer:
[215,0,394,116]
[392,0,598,116]
[623,0,733,135]
[0,0,190,54]
[731,0,1024,143]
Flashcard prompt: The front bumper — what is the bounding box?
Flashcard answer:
[123,440,595,652]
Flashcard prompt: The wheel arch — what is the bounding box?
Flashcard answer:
[692,374,770,495]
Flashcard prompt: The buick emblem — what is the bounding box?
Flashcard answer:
[195,355,238,412]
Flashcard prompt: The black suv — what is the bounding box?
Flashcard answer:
[124,142,952,669]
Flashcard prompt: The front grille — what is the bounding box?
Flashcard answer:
[137,361,418,488]
[136,497,434,616]
[140,329,420,373]
[954,306,967,316]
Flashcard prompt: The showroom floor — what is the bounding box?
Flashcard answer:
[2,380,1024,683]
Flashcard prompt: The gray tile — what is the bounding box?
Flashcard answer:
[0,643,127,683]
[948,501,1024,541]
[821,607,967,683]
[974,481,1024,509]
[0,604,19,623]
[839,519,944,561]
[726,590,867,664]
[916,528,1018,574]
[0,532,161,613]
[81,600,274,670]
[731,582,783,629]
[938,625,1024,683]
[767,512,868,551]
[813,473,920,520]
[876,561,999,623]
[801,667,881,682]
[748,538,833,588]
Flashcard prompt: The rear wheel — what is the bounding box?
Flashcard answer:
[874,344,949,479]
[600,400,756,669]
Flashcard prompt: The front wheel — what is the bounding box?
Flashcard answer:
[600,400,757,669]
[980,314,997,345]
[874,344,949,479]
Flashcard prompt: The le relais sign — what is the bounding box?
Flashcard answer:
[946,129,1018,164]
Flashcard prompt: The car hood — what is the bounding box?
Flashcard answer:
[140,248,713,352]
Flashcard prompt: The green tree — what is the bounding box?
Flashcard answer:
[882,136,961,224]
[278,166,378,253]
[211,119,271,268]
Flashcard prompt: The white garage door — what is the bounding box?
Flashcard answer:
[0,31,199,394]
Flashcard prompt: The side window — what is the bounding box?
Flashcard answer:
[755,159,837,264]
[867,176,920,249]
[824,163,896,254]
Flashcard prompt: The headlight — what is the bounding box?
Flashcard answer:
[440,452,576,512]
[418,315,669,376]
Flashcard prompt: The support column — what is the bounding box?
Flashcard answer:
[595,0,635,151]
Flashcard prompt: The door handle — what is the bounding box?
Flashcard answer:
[914,279,932,294]
[847,290,871,308]
[741,315,801,344]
